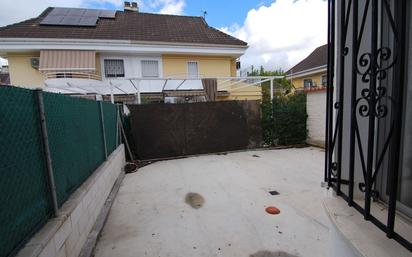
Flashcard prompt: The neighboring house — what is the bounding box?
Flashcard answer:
[325,1,412,257]
[285,44,327,90]
[0,3,261,102]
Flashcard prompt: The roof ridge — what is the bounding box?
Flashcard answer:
[286,44,327,74]
[206,24,247,45]
[120,10,203,19]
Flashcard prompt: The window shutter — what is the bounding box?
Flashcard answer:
[187,61,199,78]
[141,60,159,77]
[104,60,125,77]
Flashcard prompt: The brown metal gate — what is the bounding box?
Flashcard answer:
[128,100,262,160]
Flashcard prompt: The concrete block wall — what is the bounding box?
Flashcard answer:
[306,89,326,147]
[16,145,125,257]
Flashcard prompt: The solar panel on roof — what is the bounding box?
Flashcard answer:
[40,7,116,27]
[84,9,100,17]
[79,16,99,26]
[41,15,65,25]
[50,8,70,15]
[67,8,85,16]
[61,16,81,26]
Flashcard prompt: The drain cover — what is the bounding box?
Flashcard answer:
[269,190,279,195]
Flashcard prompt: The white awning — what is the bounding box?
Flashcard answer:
[39,50,96,71]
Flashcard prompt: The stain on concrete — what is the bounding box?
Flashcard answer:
[249,251,299,257]
[185,192,205,209]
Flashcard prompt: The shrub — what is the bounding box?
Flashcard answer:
[261,93,307,146]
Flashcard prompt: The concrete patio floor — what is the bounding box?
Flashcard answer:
[94,147,329,257]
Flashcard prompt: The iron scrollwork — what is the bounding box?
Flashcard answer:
[326,0,411,250]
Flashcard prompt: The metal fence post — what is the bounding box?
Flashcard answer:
[36,89,59,217]
[99,101,108,159]
[115,105,119,147]
[270,78,274,101]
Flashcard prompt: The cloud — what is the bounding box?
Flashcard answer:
[0,0,186,27]
[158,0,185,15]
[145,0,185,15]
[220,0,327,71]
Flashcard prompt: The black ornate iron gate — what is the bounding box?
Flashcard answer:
[325,0,411,251]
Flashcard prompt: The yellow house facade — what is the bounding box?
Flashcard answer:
[4,52,260,101]
[0,6,261,101]
[289,71,327,90]
[286,44,328,90]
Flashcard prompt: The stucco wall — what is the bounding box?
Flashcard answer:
[100,54,162,79]
[217,81,262,101]
[8,52,102,88]
[8,52,44,88]
[95,53,101,76]
[162,55,234,77]
[163,55,261,100]
[291,72,326,89]
[306,90,326,147]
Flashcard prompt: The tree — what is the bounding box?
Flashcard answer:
[247,66,292,101]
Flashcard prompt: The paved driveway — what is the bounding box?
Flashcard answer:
[94,147,329,257]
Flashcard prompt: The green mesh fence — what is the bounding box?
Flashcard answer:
[0,87,51,257]
[44,92,106,206]
[102,102,118,155]
[0,86,119,257]
[44,95,119,207]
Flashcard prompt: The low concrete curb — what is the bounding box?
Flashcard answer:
[78,171,125,257]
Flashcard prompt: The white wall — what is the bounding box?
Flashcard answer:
[100,54,163,79]
[306,90,326,147]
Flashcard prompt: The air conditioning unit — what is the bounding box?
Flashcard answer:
[30,57,40,70]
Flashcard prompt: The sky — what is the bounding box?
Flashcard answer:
[0,0,327,71]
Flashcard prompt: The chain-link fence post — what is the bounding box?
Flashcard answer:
[36,89,59,217]
[98,101,108,159]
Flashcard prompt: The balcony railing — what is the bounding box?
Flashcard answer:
[45,72,102,80]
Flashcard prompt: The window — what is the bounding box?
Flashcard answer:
[187,61,199,78]
[141,60,159,78]
[321,75,327,87]
[104,59,124,78]
[303,79,313,88]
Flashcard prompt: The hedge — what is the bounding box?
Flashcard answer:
[261,93,308,146]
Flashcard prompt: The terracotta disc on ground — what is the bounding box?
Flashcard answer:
[265,206,280,215]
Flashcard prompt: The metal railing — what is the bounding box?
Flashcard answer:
[44,76,284,104]
[325,0,411,251]
[45,71,102,80]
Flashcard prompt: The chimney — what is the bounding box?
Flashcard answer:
[124,1,139,12]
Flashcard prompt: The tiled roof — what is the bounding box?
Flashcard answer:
[286,44,327,75]
[0,8,247,46]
